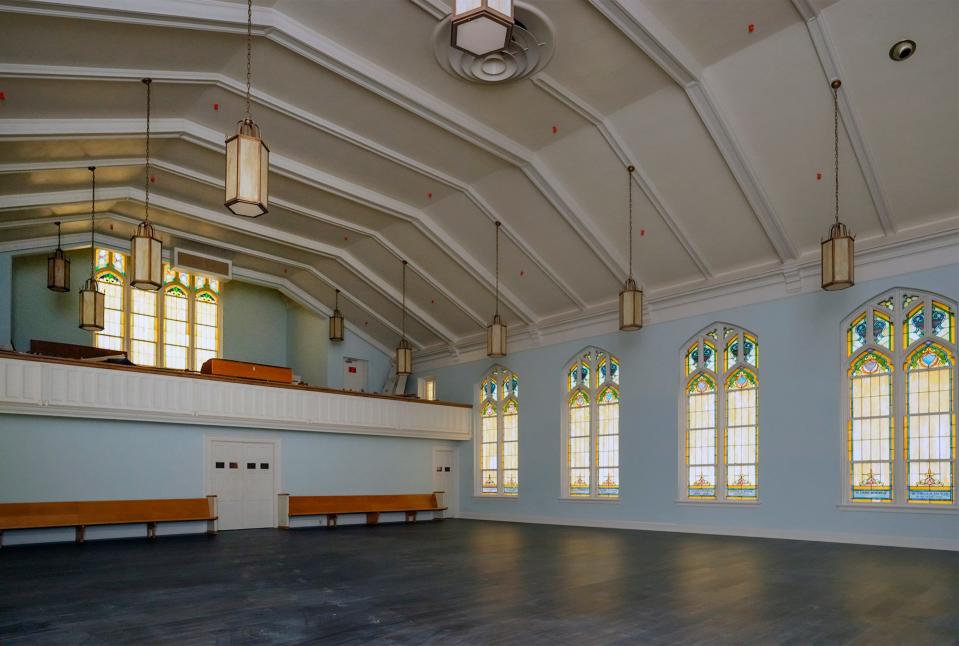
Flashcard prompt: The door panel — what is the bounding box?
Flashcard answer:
[209,440,276,530]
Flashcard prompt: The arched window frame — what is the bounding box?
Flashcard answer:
[474,365,519,497]
[841,288,957,508]
[561,347,620,500]
[679,323,760,503]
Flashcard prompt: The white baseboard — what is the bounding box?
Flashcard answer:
[456,511,959,551]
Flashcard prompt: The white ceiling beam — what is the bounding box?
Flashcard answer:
[0,229,397,356]
[588,0,798,261]
[0,186,457,346]
[791,0,896,235]
[532,73,712,279]
[0,116,539,324]
[0,62,585,309]
[0,1,627,284]
[0,156,490,328]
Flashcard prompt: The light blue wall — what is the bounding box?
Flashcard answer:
[418,264,959,545]
[10,249,93,351]
[327,330,392,392]
[1,249,389,386]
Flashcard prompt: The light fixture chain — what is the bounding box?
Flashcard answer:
[494,221,500,317]
[144,78,151,223]
[246,0,253,119]
[627,165,634,280]
[834,82,839,224]
[401,260,407,340]
[89,167,96,274]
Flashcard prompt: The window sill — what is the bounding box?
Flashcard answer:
[837,503,957,515]
[471,495,520,501]
[675,499,761,507]
[558,497,620,504]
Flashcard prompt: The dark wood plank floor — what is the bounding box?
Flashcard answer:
[0,520,956,645]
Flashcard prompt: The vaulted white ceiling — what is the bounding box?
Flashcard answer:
[0,0,956,361]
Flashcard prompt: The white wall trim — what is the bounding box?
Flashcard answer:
[456,511,959,551]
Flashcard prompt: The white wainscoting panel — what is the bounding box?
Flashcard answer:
[0,357,471,441]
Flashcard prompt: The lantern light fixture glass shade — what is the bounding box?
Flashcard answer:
[396,338,413,376]
[451,0,514,56]
[225,118,269,217]
[47,221,70,292]
[79,277,106,331]
[821,221,855,291]
[487,314,507,357]
[820,78,855,291]
[329,289,344,342]
[619,277,643,331]
[130,221,163,291]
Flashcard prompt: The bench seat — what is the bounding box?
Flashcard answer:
[283,493,446,527]
[0,497,218,546]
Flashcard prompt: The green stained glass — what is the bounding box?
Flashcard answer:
[598,386,619,403]
[851,350,892,376]
[727,368,757,389]
[932,302,954,342]
[570,390,589,407]
[907,342,952,369]
[687,372,716,395]
[504,399,518,414]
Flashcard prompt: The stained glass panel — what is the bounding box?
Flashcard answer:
[687,373,716,498]
[164,285,190,370]
[686,344,698,376]
[931,302,954,343]
[905,304,925,346]
[726,369,758,499]
[725,336,738,371]
[94,271,124,352]
[129,289,157,366]
[873,310,892,350]
[906,344,954,503]
[598,392,619,498]
[481,403,497,494]
[194,281,218,371]
[569,391,590,496]
[849,313,867,355]
[849,351,893,502]
[503,403,518,496]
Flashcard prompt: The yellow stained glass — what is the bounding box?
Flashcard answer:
[906,348,954,504]
[849,352,893,502]
[687,374,717,499]
[129,289,157,366]
[94,271,124,352]
[569,391,590,496]
[726,371,758,499]
[164,286,190,370]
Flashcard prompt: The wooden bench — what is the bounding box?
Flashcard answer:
[0,496,218,547]
[279,493,446,528]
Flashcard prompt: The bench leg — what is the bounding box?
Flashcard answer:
[326,514,337,528]
[366,512,380,525]
[147,522,157,539]
[405,511,417,523]
[207,519,218,535]
[75,526,86,544]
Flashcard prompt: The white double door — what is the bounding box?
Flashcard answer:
[208,440,276,530]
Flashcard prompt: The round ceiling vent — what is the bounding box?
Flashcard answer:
[432,3,555,84]
[889,39,917,61]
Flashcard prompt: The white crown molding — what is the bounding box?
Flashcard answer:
[791,0,896,235]
[414,223,959,370]
[0,229,398,356]
[532,73,712,279]
[588,0,798,262]
[0,187,456,346]
[0,62,584,310]
[0,155,490,329]
[0,0,628,287]
[457,512,959,551]
[0,116,540,324]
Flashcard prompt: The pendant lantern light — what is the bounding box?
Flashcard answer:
[47,220,70,292]
[130,78,162,291]
[395,260,413,376]
[79,166,105,332]
[619,164,643,331]
[821,79,855,291]
[451,0,514,57]
[225,0,269,217]
[486,221,507,357]
[329,289,345,342]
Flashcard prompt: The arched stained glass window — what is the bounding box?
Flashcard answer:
[93,248,126,353]
[193,274,220,371]
[843,289,957,506]
[477,366,519,497]
[163,266,191,370]
[563,347,620,499]
[681,324,759,502]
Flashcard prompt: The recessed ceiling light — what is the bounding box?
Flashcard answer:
[889,39,917,61]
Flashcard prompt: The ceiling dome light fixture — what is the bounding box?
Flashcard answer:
[47,220,70,293]
[487,220,507,357]
[329,289,344,342]
[821,79,855,291]
[79,167,105,332]
[889,39,917,61]
[451,0,514,57]
[225,0,269,218]
[130,78,163,291]
[619,164,643,331]
[396,260,413,376]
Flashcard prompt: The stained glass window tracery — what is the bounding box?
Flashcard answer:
[844,289,956,506]
[683,324,759,502]
[564,347,620,498]
[477,366,519,496]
